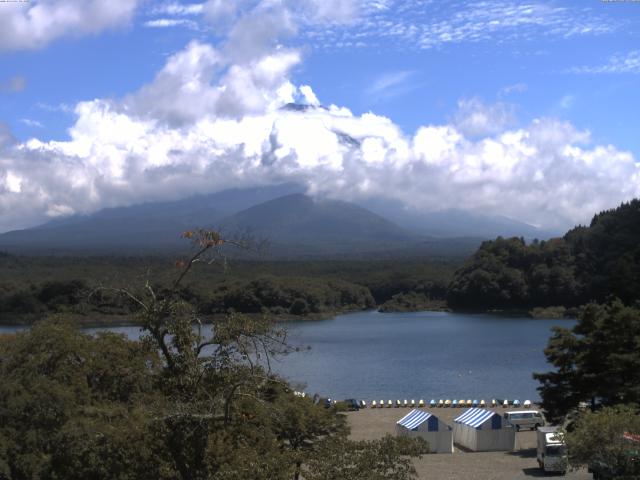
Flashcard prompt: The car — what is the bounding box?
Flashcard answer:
[503,410,545,431]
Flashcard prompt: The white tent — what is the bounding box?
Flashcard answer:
[396,409,453,453]
[453,408,516,452]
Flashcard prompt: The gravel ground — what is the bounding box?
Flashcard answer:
[345,406,592,480]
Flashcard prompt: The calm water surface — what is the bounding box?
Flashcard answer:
[0,311,574,401]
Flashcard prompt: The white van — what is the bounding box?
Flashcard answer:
[503,410,545,431]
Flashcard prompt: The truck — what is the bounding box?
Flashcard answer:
[537,426,568,474]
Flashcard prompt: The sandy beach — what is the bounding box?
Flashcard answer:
[345,406,592,479]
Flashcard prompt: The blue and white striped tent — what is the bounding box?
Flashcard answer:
[453,408,515,452]
[396,409,453,453]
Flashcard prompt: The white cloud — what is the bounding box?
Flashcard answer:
[0,39,638,233]
[568,51,640,75]
[19,118,44,128]
[453,98,516,137]
[304,0,617,51]
[143,18,196,29]
[0,0,139,51]
[150,2,204,16]
[0,2,637,233]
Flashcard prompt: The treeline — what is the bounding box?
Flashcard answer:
[447,199,640,310]
[0,255,457,324]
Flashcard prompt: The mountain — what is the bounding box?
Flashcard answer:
[0,184,303,253]
[361,198,557,239]
[0,182,552,256]
[218,193,417,255]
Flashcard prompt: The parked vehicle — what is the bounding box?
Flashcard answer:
[503,410,544,431]
[537,426,568,474]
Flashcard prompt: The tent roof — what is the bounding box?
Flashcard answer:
[454,408,497,428]
[397,409,433,429]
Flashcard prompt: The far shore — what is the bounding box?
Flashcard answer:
[0,304,577,329]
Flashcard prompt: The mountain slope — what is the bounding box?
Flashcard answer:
[0,184,303,252]
[218,193,416,254]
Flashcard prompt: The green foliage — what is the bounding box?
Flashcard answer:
[565,405,640,478]
[0,255,457,324]
[0,233,428,479]
[534,301,640,421]
[304,435,429,480]
[448,199,640,310]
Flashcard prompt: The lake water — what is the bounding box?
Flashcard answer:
[0,310,574,402]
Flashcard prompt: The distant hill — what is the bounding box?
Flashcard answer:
[361,198,557,239]
[0,182,552,257]
[0,184,303,253]
[218,193,417,255]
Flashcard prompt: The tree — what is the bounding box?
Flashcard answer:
[565,405,640,479]
[304,435,429,480]
[0,229,427,479]
[534,300,640,421]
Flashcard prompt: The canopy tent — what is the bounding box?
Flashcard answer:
[396,409,453,453]
[453,408,516,452]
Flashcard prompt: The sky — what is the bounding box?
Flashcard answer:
[0,0,639,233]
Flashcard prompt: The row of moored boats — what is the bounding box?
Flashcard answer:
[365,399,532,408]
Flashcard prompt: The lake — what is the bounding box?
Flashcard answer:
[0,310,574,402]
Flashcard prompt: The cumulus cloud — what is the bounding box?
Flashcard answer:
[0,0,138,51]
[1,45,638,233]
[452,98,516,137]
[0,0,638,233]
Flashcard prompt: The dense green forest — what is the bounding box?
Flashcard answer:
[447,200,640,310]
[0,253,455,325]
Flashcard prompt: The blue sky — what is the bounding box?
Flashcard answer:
[0,0,639,232]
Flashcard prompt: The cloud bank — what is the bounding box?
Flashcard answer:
[0,0,638,233]
[0,0,138,51]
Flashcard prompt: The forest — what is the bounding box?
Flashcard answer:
[0,253,455,325]
[447,200,640,311]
